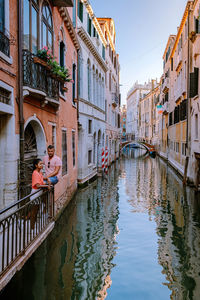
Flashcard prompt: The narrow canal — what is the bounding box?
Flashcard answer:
[1,150,200,300]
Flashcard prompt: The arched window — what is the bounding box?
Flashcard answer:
[87,59,91,101]
[41,2,53,51]
[78,52,83,98]
[93,132,96,164]
[59,41,65,67]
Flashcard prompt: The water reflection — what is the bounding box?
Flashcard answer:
[1,155,200,300]
[1,165,120,300]
[119,156,200,299]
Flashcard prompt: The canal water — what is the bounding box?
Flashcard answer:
[1,150,200,300]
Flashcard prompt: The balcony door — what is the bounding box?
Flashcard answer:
[0,0,5,32]
[23,0,39,54]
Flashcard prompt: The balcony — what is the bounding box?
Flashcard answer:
[112,93,119,107]
[175,51,182,71]
[163,102,169,114]
[23,50,60,107]
[162,77,169,93]
[0,30,10,57]
[52,0,73,6]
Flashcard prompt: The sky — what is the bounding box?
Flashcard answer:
[89,0,188,105]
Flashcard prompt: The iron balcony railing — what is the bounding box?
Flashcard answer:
[0,87,10,105]
[23,50,60,101]
[0,188,54,276]
[0,30,10,57]
[112,93,119,106]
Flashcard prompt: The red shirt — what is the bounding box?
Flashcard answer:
[32,170,44,189]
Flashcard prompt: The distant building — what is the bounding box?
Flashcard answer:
[126,81,151,141]
[120,105,127,141]
[138,80,160,146]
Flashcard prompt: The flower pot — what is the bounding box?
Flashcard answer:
[33,56,48,67]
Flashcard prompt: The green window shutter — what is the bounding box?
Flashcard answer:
[196,18,199,33]
[190,68,199,98]
[0,0,5,32]
[77,0,80,19]
[80,2,83,22]
[102,45,105,60]
[78,1,83,22]
[87,14,91,36]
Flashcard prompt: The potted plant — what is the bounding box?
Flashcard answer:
[33,46,54,68]
[48,60,72,83]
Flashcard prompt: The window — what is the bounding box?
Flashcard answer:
[102,45,105,60]
[72,131,75,167]
[171,58,173,71]
[109,72,111,91]
[190,67,199,98]
[93,26,96,37]
[195,114,198,139]
[169,112,173,126]
[0,0,10,57]
[52,125,56,147]
[174,106,180,124]
[182,143,186,156]
[62,130,67,175]
[88,150,92,165]
[0,0,4,33]
[87,14,91,36]
[93,133,96,164]
[41,2,53,51]
[176,142,179,153]
[180,99,187,121]
[59,41,65,67]
[87,60,91,101]
[88,120,92,134]
[23,0,39,54]
[78,0,83,22]
[73,0,76,27]
[60,41,65,94]
[72,63,76,104]
[0,87,10,105]
[105,99,107,121]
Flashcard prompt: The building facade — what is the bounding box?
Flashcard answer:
[0,0,80,210]
[0,0,18,208]
[126,81,151,141]
[135,0,200,187]
[77,0,107,184]
[97,17,121,165]
[120,104,127,141]
[138,80,160,146]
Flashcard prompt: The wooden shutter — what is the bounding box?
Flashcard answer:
[196,18,199,33]
[190,68,199,98]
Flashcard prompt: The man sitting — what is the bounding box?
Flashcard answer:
[43,145,62,185]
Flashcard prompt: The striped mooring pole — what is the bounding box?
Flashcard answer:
[101,147,105,171]
[105,146,108,174]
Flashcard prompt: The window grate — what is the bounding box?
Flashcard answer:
[0,87,10,105]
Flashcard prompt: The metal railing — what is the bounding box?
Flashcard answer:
[23,50,60,101]
[112,93,119,106]
[0,30,10,57]
[0,188,54,276]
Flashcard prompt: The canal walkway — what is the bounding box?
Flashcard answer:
[1,150,200,299]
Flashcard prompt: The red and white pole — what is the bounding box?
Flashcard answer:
[105,146,108,174]
[101,147,105,171]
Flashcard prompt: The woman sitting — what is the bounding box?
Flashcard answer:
[31,158,50,199]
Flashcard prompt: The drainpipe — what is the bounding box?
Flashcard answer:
[18,0,25,191]
[183,3,192,185]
